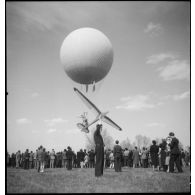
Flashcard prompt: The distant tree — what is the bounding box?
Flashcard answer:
[142,136,151,148]
[135,134,151,149]
[85,129,96,151]
[85,127,114,150]
[101,128,114,150]
[135,135,143,149]
[121,138,133,150]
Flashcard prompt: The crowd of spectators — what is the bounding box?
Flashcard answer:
[7,133,190,173]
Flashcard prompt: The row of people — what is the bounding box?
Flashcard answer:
[7,133,190,173]
[107,132,190,173]
[7,147,96,171]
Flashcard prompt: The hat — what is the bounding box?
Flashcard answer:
[67,146,71,150]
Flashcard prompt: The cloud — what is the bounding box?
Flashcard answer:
[157,60,190,81]
[7,2,97,33]
[47,128,57,133]
[172,90,190,101]
[116,94,156,111]
[65,128,78,135]
[164,90,190,101]
[146,53,176,65]
[44,118,68,126]
[144,22,163,37]
[116,89,189,112]
[147,53,190,81]
[31,92,39,98]
[16,118,32,124]
[7,2,63,32]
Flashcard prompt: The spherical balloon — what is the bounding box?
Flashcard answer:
[60,28,113,85]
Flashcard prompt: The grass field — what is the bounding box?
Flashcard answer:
[7,166,190,193]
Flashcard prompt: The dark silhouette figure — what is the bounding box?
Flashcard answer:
[159,139,167,171]
[24,149,29,169]
[113,140,123,172]
[89,149,95,168]
[94,124,104,177]
[168,132,183,173]
[150,140,159,171]
[66,146,74,170]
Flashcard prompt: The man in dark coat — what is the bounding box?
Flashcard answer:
[89,149,95,168]
[94,124,104,177]
[168,132,183,173]
[11,153,16,168]
[66,146,74,170]
[128,150,133,167]
[77,150,81,168]
[80,149,85,163]
[159,139,167,171]
[113,140,123,172]
[37,146,43,172]
[72,151,77,168]
[150,140,159,171]
[24,149,30,169]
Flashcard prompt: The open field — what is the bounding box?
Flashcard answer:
[7,167,190,193]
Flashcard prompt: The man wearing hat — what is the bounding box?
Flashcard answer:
[113,140,123,172]
[66,146,74,170]
[168,132,183,173]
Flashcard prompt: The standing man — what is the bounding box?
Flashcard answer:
[150,140,159,171]
[94,124,104,177]
[50,149,55,168]
[37,146,43,172]
[62,149,67,168]
[168,132,183,173]
[40,148,46,172]
[15,150,21,168]
[113,140,123,172]
[132,147,139,168]
[76,150,81,168]
[159,140,167,171]
[89,149,95,168]
[29,151,34,169]
[33,150,38,169]
[123,148,129,167]
[181,149,186,168]
[66,146,73,170]
[24,149,29,170]
[128,150,133,167]
[72,151,77,168]
[80,149,85,167]
[141,147,148,168]
[105,149,111,168]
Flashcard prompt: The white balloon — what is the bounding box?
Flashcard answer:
[60,27,113,84]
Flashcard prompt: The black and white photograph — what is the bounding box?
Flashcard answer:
[6,1,190,193]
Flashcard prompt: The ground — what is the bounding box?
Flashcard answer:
[7,167,190,193]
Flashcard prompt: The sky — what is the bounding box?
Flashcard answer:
[6,1,190,153]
